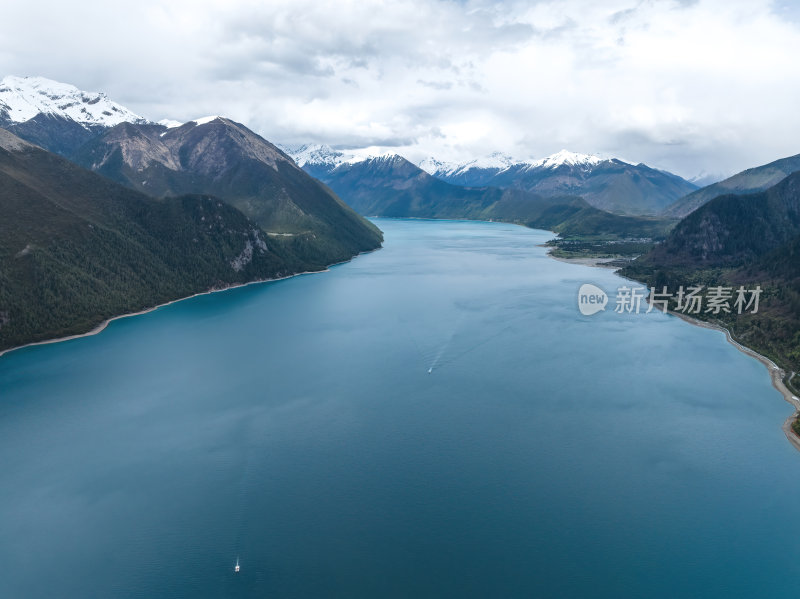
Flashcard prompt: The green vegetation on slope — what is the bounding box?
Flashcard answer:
[71,120,383,268]
[0,129,354,351]
[624,173,800,373]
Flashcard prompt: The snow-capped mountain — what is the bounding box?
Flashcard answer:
[279,143,408,181]
[525,149,604,170]
[281,143,401,168]
[418,151,516,179]
[420,149,603,179]
[286,143,695,215]
[286,150,495,217]
[281,143,348,168]
[280,143,697,215]
[0,76,148,127]
[158,118,183,129]
[418,149,694,214]
[0,75,152,156]
[418,149,607,188]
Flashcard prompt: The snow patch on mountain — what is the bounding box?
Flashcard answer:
[417,156,449,175]
[281,143,345,167]
[418,150,606,177]
[158,118,182,128]
[526,149,604,170]
[420,149,607,177]
[0,75,149,127]
[280,143,399,169]
[420,151,515,176]
[688,170,726,187]
[190,115,223,126]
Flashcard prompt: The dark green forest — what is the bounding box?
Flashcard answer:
[0,130,382,351]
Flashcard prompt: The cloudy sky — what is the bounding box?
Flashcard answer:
[3,0,800,180]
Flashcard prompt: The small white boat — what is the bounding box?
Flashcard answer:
[235,557,240,573]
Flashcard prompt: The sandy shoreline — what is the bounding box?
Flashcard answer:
[547,254,623,269]
[0,248,380,360]
[552,251,800,452]
[0,271,319,359]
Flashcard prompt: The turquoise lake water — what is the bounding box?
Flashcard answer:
[1,218,799,598]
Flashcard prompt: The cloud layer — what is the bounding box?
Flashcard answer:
[3,0,800,179]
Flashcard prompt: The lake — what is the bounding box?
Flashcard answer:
[1,218,799,598]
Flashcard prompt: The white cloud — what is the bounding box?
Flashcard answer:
[2,0,800,178]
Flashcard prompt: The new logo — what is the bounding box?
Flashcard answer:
[578,283,608,316]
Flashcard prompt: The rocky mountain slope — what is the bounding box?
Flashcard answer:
[664,152,800,218]
[0,128,317,351]
[71,118,383,267]
[0,76,382,268]
[418,149,697,215]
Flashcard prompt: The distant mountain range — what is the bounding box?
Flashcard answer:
[418,150,519,185]
[287,144,697,216]
[422,149,698,215]
[664,152,800,218]
[420,149,606,187]
[283,147,672,239]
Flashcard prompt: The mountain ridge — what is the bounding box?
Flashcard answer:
[71,119,383,268]
[0,75,154,157]
[664,152,800,218]
[0,128,321,351]
[285,144,696,216]
[284,150,673,240]
[418,149,604,181]
[0,75,149,128]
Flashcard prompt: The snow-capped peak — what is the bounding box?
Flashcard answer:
[419,151,515,176]
[526,149,604,170]
[158,118,182,129]
[280,143,345,167]
[0,75,149,128]
[463,151,516,170]
[418,156,450,175]
[280,143,399,169]
[189,115,223,126]
[420,149,607,176]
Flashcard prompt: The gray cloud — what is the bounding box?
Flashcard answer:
[1,0,799,179]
